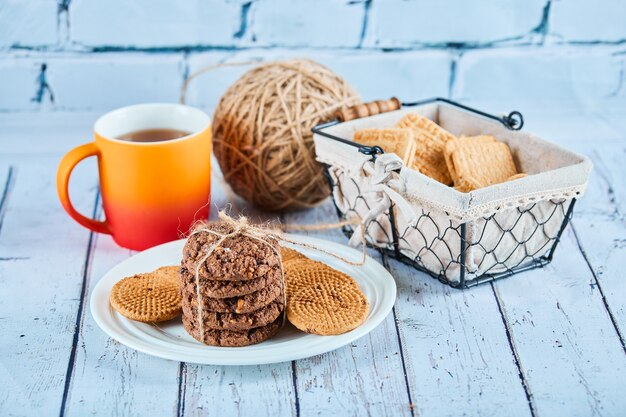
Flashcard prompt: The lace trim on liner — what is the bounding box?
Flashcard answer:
[401,184,587,223]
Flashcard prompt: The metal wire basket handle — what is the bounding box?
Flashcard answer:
[402,97,524,130]
[312,97,525,157]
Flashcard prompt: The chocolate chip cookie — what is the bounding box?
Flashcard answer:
[182,314,283,347]
[178,266,280,299]
[181,296,285,331]
[180,272,283,313]
[182,222,281,281]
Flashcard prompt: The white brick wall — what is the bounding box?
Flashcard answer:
[47,54,185,110]
[551,0,626,42]
[0,57,47,111]
[185,50,451,113]
[251,0,365,47]
[70,0,242,48]
[454,47,622,103]
[316,51,452,100]
[0,0,624,114]
[0,0,57,47]
[364,0,547,47]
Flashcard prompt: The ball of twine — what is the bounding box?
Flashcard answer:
[212,59,360,211]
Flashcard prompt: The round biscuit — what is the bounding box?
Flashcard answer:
[287,277,369,336]
[152,265,181,283]
[280,246,306,263]
[110,273,182,323]
[284,258,360,300]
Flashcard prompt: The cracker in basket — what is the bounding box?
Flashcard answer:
[353,128,415,166]
[447,140,519,192]
[507,173,528,182]
[110,267,183,322]
[286,266,369,335]
[396,113,456,185]
[396,113,457,144]
[444,135,497,184]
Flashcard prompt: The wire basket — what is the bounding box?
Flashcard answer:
[313,98,591,289]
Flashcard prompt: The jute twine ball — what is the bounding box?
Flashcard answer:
[212,59,360,211]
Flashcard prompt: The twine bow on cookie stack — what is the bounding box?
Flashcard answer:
[188,212,368,342]
[348,154,418,248]
[189,213,286,340]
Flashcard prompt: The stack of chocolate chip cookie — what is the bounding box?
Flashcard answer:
[179,221,285,347]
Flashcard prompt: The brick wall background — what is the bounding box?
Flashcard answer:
[1,0,625,115]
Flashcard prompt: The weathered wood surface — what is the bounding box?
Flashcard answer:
[569,144,626,346]
[64,220,183,417]
[493,226,626,417]
[0,157,96,416]
[0,112,624,417]
[284,203,413,417]
[385,255,534,417]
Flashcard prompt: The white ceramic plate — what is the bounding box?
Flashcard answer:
[90,234,396,365]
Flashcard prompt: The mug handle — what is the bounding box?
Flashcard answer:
[57,143,111,234]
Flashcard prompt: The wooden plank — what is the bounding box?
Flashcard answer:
[63,219,182,417]
[570,216,626,349]
[384,255,533,417]
[181,363,296,417]
[493,224,626,417]
[0,164,12,230]
[0,112,100,156]
[0,156,97,416]
[567,144,626,347]
[571,144,626,217]
[283,200,413,416]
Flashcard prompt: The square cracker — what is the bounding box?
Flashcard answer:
[353,128,416,166]
[444,135,497,184]
[446,140,519,192]
[395,113,457,185]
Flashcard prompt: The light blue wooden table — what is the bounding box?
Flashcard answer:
[0,106,624,417]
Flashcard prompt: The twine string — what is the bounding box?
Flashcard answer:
[180,61,258,105]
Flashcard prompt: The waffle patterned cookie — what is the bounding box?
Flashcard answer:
[284,258,360,300]
[445,140,519,192]
[287,277,369,335]
[353,128,416,166]
[396,113,457,185]
[151,265,181,283]
[110,269,182,322]
[280,247,307,263]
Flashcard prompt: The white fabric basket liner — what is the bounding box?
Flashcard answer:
[313,103,592,285]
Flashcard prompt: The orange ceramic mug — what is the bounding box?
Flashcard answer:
[57,103,212,250]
